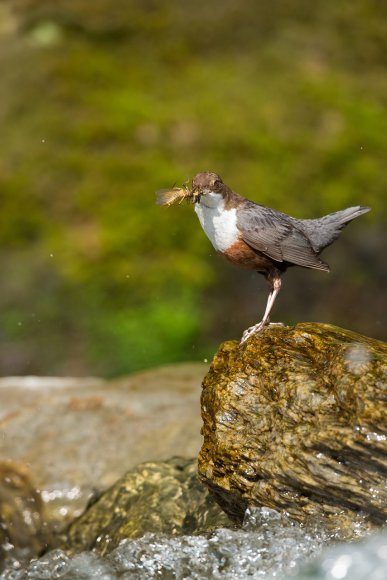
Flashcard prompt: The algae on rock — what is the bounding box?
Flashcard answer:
[62,457,233,556]
[198,322,387,538]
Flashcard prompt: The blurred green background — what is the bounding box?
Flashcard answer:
[0,0,386,376]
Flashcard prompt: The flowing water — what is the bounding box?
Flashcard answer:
[3,507,385,580]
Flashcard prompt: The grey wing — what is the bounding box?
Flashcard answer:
[237,204,330,271]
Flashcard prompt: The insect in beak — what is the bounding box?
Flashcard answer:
[155,182,202,207]
[156,185,195,206]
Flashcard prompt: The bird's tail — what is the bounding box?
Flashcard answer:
[300,206,370,253]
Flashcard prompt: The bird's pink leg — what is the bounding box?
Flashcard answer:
[240,273,282,344]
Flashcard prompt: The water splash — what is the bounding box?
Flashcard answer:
[0,507,328,579]
[294,528,387,579]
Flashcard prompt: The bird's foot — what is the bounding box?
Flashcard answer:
[240,321,267,344]
[240,321,285,344]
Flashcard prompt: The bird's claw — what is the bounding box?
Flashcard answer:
[240,322,266,344]
[240,321,285,344]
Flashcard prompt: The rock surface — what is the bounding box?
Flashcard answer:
[0,362,207,529]
[61,457,232,556]
[0,461,46,571]
[198,323,387,538]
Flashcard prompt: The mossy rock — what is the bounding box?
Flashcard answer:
[61,457,233,556]
[198,323,387,539]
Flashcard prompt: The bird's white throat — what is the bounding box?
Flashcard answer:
[195,191,239,252]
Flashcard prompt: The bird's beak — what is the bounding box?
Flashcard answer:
[190,187,201,203]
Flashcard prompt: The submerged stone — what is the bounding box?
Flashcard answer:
[61,458,232,556]
[198,323,387,538]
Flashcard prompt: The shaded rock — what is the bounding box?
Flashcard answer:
[198,323,387,538]
[61,457,232,556]
[0,363,207,529]
[0,461,46,571]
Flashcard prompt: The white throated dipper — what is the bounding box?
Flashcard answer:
[159,172,370,343]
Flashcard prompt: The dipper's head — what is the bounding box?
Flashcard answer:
[191,172,226,201]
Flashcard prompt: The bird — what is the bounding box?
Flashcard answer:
[184,172,370,343]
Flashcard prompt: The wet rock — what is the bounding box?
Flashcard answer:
[61,457,232,556]
[0,363,207,529]
[0,461,46,571]
[198,323,387,538]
